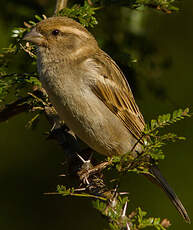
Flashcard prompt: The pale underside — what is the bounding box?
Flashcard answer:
[38,47,145,156]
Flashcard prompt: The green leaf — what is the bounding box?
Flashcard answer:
[58,1,98,28]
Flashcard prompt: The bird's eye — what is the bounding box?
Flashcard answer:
[52,29,60,36]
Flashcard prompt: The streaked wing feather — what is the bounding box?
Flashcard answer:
[91,50,145,141]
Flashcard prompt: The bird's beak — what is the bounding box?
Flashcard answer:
[23,28,45,46]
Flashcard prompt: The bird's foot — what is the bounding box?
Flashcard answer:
[77,154,111,194]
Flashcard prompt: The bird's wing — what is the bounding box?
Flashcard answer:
[90,50,145,141]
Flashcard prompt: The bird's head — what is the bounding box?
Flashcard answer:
[23,16,97,57]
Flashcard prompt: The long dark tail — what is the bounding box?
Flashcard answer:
[145,164,190,223]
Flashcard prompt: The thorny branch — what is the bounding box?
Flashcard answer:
[0,0,185,229]
[0,96,31,123]
[0,0,108,189]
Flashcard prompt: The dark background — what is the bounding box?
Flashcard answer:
[0,0,192,229]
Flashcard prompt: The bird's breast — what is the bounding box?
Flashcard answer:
[38,58,140,156]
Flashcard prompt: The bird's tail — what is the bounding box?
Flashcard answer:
[145,164,190,223]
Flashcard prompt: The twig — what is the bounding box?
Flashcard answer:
[0,88,46,123]
[44,191,107,201]
[54,0,68,15]
[78,160,112,181]
[0,96,31,123]
[20,43,36,58]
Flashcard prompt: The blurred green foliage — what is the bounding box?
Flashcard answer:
[58,1,98,27]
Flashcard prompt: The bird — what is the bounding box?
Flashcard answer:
[23,16,190,223]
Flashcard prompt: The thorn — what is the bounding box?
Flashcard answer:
[74,188,86,192]
[84,177,90,185]
[77,153,88,164]
[42,14,47,19]
[119,192,129,196]
[77,153,93,170]
[122,201,128,217]
[126,223,130,230]
[111,186,119,208]
[112,185,118,198]
[58,174,66,177]
[50,122,56,132]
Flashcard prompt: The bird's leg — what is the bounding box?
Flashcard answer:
[76,152,112,195]
[77,153,93,184]
[78,158,111,183]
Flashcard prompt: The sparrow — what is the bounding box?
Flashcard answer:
[23,16,190,223]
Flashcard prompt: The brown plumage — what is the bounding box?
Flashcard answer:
[91,50,145,141]
[23,16,190,223]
